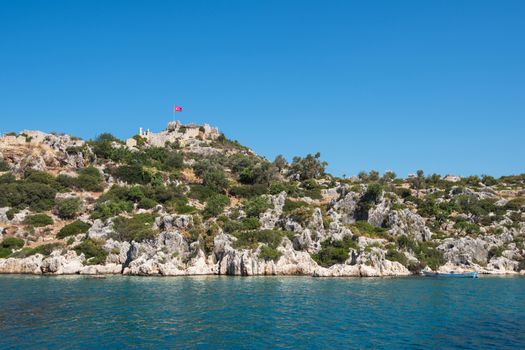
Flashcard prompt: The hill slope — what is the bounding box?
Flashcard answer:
[0,122,523,276]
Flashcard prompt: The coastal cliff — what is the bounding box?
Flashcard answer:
[0,123,523,276]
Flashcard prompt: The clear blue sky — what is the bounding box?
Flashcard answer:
[1,1,524,177]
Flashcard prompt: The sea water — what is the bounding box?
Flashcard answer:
[0,275,523,349]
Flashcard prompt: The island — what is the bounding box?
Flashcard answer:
[0,121,523,277]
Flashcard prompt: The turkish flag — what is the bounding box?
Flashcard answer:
[174,105,183,112]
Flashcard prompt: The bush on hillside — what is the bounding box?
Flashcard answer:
[349,220,389,240]
[111,164,158,185]
[354,183,383,220]
[57,220,91,239]
[57,197,82,219]
[258,245,282,262]
[232,230,286,250]
[74,239,108,265]
[91,200,133,220]
[58,167,104,192]
[230,184,268,198]
[24,214,53,227]
[244,196,272,218]
[453,218,481,235]
[203,194,229,219]
[0,160,9,171]
[112,213,157,242]
[6,208,19,220]
[386,249,408,266]
[0,247,12,258]
[1,237,25,250]
[312,236,358,267]
[238,162,277,185]
[11,243,64,258]
[0,182,57,211]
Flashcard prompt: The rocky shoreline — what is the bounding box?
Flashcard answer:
[1,124,524,278]
[1,214,523,277]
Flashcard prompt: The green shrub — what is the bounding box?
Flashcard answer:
[269,181,293,195]
[244,196,272,218]
[189,184,219,202]
[6,208,19,220]
[23,169,60,188]
[232,229,286,250]
[288,206,314,225]
[240,217,261,230]
[269,181,306,197]
[57,220,91,239]
[57,197,81,219]
[111,165,157,185]
[30,243,63,256]
[220,217,262,233]
[386,249,408,266]
[221,219,243,233]
[89,133,123,160]
[0,182,57,211]
[283,199,309,213]
[193,160,230,192]
[415,242,445,270]
[259,245,282,262]
[395,187,412,199]
[1,237,25,250]
[301,179,323,199]
[57,167,104,192]
[138,197,157,209]
[350,220,389,239]
[0,160,9,171]
[0,173,16,184]
[112,213,157,242]
[201,170,230,192]
[75,167,104,191]
[91,200,133,220]
[211,134,249,151]
[12,243,63,258]
[238,162,276,185]
[355,183,383,220]
[488,246,505,259]
[74,239,108,265]
[0,247,11,258]
[312,236,358,267]
[453,219,481,235]
[396,235,418,251]
[303,188,322,200]
[407,261,425,273]
[505,197,525,211]
[24,214,53,227]
[230,184,268,198]
[167,197,196,214]
[202,194,229,219]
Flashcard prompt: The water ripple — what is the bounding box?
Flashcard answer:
[0,275,524,349]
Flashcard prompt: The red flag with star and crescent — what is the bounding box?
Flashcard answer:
[174,105,183,112]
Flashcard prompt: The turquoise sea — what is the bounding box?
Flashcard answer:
[0,275,524,349]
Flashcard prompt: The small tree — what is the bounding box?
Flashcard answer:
[368,170,380,182]
[382,171,396,182]
[289,152,327,180]
[273,155,288,171]
[358,171,369,182]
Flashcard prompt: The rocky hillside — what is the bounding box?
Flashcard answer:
[0,122,523,276]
